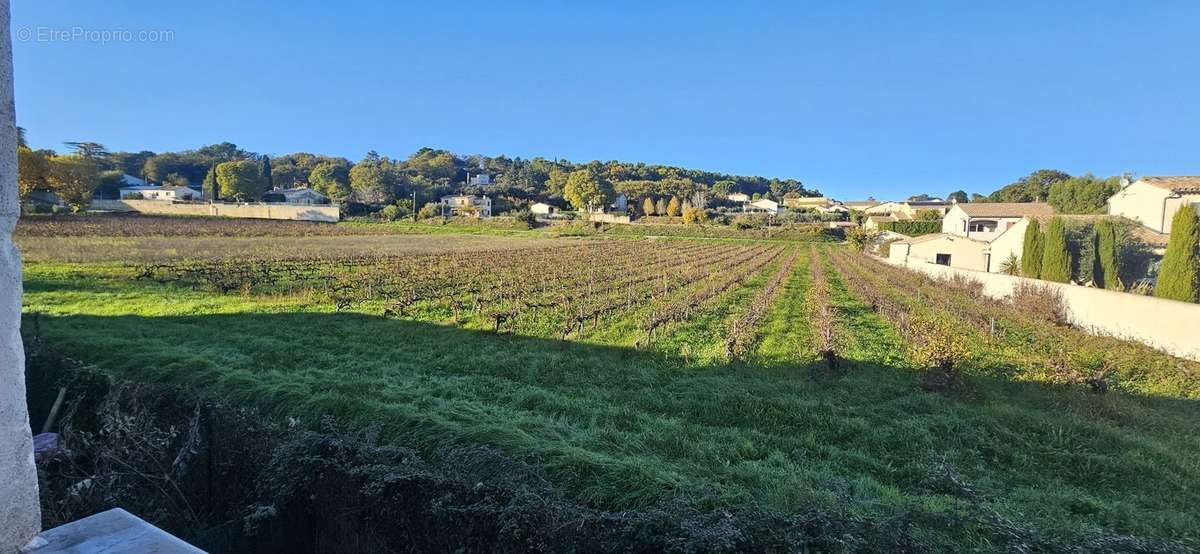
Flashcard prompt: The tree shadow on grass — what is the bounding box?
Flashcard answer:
[21,311,1200,550]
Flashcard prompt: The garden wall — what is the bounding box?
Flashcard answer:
[90,200,339,223]
[886,257,1200,361]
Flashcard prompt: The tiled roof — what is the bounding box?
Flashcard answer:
[1137,176,1200,194]
[957,202,1055,218]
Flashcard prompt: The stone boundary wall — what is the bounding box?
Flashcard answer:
[885,256,1200,361]
[90,199,340,223]
[587,213,632,224]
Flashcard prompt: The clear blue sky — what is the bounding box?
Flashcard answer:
[12,1,1200,200]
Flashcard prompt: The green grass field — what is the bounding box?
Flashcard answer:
[19,221,1200,551]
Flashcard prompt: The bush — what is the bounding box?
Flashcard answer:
[378,205,401,220]
[1040,217,1071,283]
[513,209,537,229]
[1155,206,1200,302]
[1011,281,1069,326]
[417,203,440,220]
[845,227,879,251]
[681,207,707,225]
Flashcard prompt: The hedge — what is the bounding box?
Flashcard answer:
[879,220,941,236]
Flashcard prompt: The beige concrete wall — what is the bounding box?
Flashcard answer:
[91,199,339,222]
[0,1,42,548]
[905,235,991,272]
[886,255,1200,361]
[1108,181,1171,233]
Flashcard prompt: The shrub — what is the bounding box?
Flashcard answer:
[909,314,971,391]
[1011,281,1069,326]
[378,205,400,220]
[513,209,537,229]
[1021,220,1044,278]
[1040,217,1071,283]
[1154,206,1200,302]
[681,207,707,225]
[417,203,439,220]
[845,227,878,252]
[999,253,1020,276]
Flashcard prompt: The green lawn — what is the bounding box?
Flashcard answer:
[21,245,1200,551]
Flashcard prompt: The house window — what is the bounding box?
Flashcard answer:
[935,253,951,266]
[968,220,997,233]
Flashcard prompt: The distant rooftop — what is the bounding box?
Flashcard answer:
[957,202,1054,218]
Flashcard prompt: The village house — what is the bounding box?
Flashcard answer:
[439,194,492,217]
[941,202,1054,242]
[842,200,880,212]
[892,202,1055,272]
[529,202,557,216]
[268,187,329,204]
[726,192,751,203]
[119,184,202,201]
[1107,176,1200,234]
[782,196,833,209]
[743,198,780,214]
[467,173,492,187]
[863,199,952,218]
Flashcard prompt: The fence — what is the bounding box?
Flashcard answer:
[885,256,1200,361]
[90,199,339,223]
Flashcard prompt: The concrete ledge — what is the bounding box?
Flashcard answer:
[22,508,204,554]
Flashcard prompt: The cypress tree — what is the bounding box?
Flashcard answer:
[202,166,219,201]
[1041,216,1071,283]
[1021,219,1044,278]
[262,155,274,191]
[1093,219,1120,290]
[1155,206,1200,302]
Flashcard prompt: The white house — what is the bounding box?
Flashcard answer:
[783,196,834,209]
[529,202,557,216]
[1107,176,1200,234]
[467,173,492,187]
[440,195,492,217]
[726,192,751,203]
[119,185,202,201]
[744,198,780,214]
[843,200,881,211]
[271,187,329,204]
[889,233,993,272]
[941,202,1054,242]
[864,199,952,218]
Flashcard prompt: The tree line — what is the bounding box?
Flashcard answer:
[938,169,1124,215]
[17,131,819,214]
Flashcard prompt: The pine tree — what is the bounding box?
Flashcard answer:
[666,196,682,217]
[642,197,656,216]
[1021,219,1044,278]
[1093,219,1120,290]
[1155,206,1200,302]
[1040,216,1071,283]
